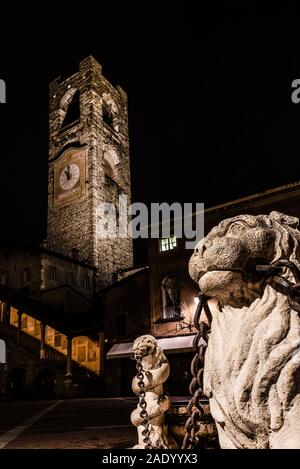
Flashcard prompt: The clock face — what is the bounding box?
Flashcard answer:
[59,163,80,191]
[53,147,86,207]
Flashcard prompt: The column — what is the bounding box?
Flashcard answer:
[17,310,22,343]
[65,336,73,383]
[5,304,11,324]
[40,323,46,359]
[99,332,105,376]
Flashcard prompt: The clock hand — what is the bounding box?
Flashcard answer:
[64,166,72,180]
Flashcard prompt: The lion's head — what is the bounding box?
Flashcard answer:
[189,211,300,308]
[132,334,160,361]
[189,211,300,448]
[131,335,170,394]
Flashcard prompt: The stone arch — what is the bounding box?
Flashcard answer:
[60,87,78,109]
[55,141,85,161]
[104,145,120,180]
[58,88,80,129]
[102,93,119,131]
[102,92,118,114]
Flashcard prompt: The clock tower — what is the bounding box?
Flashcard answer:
[47,56,133,289]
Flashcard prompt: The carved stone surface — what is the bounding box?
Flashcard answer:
[130,335,173,449]
[189,211,300,449]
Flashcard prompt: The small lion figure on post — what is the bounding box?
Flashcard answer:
[130,335,172,449]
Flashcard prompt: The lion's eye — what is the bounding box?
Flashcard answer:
[147,340,152,343]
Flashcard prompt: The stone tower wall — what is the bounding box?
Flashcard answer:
[47,56,133,289]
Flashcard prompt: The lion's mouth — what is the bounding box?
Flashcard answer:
[132,346,151,360]
[196,258,272,284]
[195,267,242,283]
[195,270,206,283]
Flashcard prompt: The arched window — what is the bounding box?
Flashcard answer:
[103,105,114,128]
[104,159,114,178]
[61,90,80,129]
[161,276,181,319]
[104,145,119,181]
[102,93,118,131]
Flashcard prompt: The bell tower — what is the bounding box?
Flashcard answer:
[47,56,133,288]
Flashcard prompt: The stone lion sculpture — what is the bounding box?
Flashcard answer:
[130,335,172,449]
[189,211,300,449]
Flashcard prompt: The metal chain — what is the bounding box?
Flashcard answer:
[182,294,212,449]
[182,259,300,449]
[260,259,300,313]
[135,356,152,449]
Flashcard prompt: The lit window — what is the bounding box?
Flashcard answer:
[34,320,41,336]
[12,311,18,325]
[159,236,177,252]
[54,331,61,347]
[88,341,96,362]
[77,345,86,362]
[61,336,67,350]
[21,315,28,330]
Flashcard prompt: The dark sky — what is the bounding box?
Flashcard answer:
[1,9,300,263]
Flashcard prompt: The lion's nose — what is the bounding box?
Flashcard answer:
[201,240,213,255]
[132,346,147,359]
[193,239,212,258]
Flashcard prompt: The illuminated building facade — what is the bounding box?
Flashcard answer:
[0,56,132,398]
[1,56,300,399]
[104,181,300,395]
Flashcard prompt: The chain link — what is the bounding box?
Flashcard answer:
[263,259,300,313]
[135,357,152,449]
[182,259,300,449]
[182,294,212,449]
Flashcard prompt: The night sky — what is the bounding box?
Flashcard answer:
[1,9,300,263]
